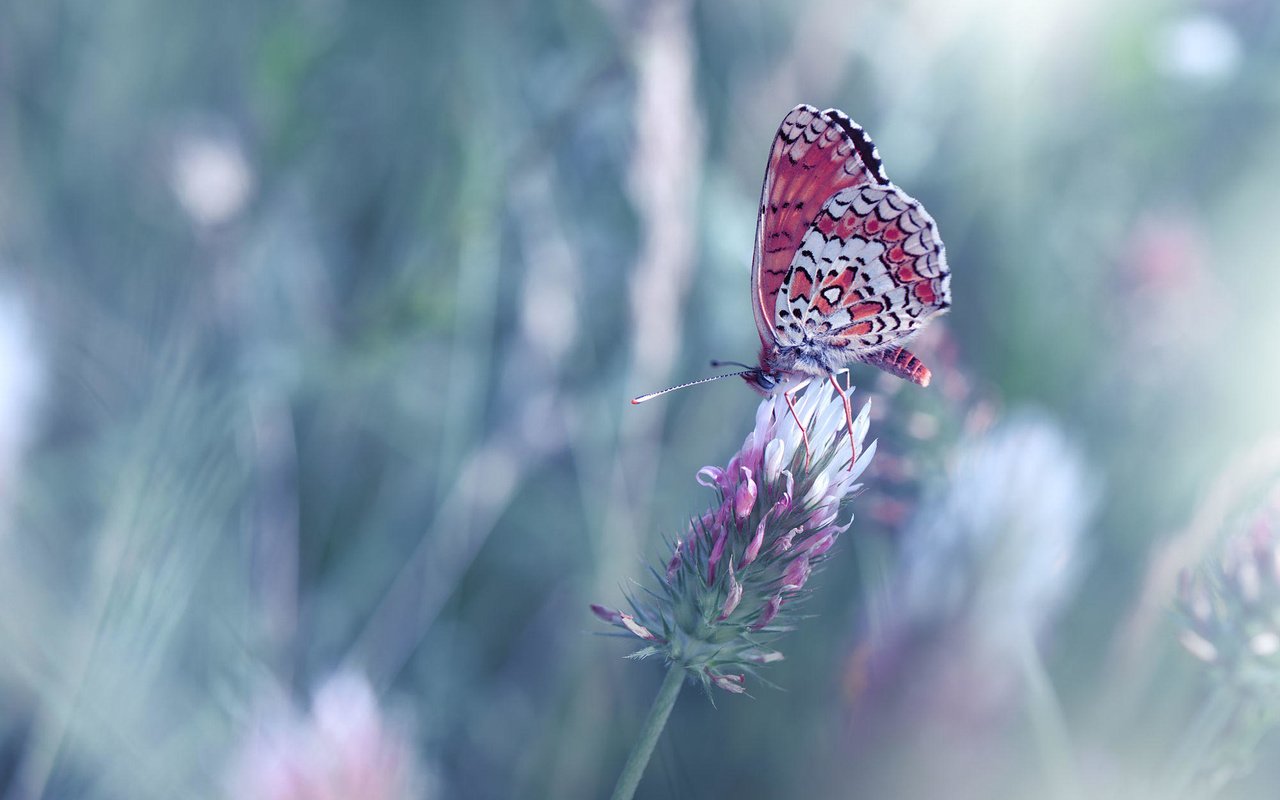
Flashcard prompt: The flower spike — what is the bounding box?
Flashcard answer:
[594,381,873,693]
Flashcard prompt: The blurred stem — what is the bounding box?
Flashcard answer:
[1016,632,1082,800]
[610,664,685,800]
[1166,686,1238,799]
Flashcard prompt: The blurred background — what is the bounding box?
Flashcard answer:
[3,0,1280,797]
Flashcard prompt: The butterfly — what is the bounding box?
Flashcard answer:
[635,104,951,461]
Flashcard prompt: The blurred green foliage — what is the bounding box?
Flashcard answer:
[3,0,1280,798]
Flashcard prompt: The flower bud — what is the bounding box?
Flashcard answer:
[753,594,783,630]
[696,466,729,493]
[782,556,812,592]
[719,564,743,621]
[619,613,661,642]
[1179,629,1219,663]
[1250,631,1280,656]
[666,540,683,582]
[591,604,623,624]
[739,511,770,570]
[772,526,803,555]
[708,671,747,694]
[708,526,729,584]
[739,431,760,471]
[734,467,757,521]
[690,512,714,538]
[1234,552,1262,605]
[801,529,837,558]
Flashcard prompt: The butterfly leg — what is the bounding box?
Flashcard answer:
[828,372,860,467]
[782,381,813,470]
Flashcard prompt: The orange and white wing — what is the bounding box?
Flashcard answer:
[750,105,885,348]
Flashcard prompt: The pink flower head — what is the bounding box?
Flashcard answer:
[594,382,873,693]
[226,671,426,800]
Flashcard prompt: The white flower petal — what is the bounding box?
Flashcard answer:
[852,400,872,446]
[754,395,776,438]
[810,392,843,448]
[848,439,877,484]
[763,438,786,484]
[804,472,830,507]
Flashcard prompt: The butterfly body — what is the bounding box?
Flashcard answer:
[744,105,951,397]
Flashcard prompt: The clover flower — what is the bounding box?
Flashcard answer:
[594,381,874,694]
[1178,499,1280,692]
[893,412,1094,657]
[845,413,1094,738]
[1172,496,1280,793]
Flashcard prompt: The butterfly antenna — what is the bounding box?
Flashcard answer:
[709,359,755,370]
[631,370,755,405]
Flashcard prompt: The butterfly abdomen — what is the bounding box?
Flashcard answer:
[862,346,932,387]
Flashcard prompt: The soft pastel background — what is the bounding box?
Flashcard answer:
[2,0,1280,798]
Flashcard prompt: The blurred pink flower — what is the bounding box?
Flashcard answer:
[168,127,254,227]
[1117,210,1228,363]
[226,671,428,800]
[1125,211,1210,297]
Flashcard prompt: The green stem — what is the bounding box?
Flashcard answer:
[610,664,686,800]
[1016,631,1081,800]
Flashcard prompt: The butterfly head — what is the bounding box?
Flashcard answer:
[741,367,783,396]
[706,357,784,397]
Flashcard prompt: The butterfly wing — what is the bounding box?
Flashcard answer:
[755,109,951,386]
[769,182,950,386]
[750,105,887,348]
[776,182,950,347]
